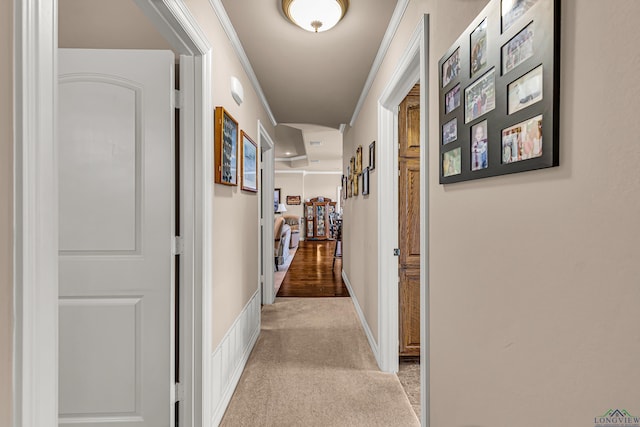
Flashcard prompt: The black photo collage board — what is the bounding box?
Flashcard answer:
[438,0,560,184]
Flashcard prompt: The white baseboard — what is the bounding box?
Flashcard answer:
[210,289,261,426]
[342,271,380,367]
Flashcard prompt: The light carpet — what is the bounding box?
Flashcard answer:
[220,298,419,427]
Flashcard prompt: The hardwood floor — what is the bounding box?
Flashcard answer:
[277,240,349,297]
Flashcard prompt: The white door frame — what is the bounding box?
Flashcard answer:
[13,1,214,425]
[258,121,276,305]
[377,15,430,427]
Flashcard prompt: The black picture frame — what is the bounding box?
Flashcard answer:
[437,0,559,184]
[362,167,370,196]
[369,141,376,171]
[274,188,281,212]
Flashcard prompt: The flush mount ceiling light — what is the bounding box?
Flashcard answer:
[282,0,349,33]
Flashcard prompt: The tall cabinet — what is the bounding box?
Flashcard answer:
[304,197,336,240]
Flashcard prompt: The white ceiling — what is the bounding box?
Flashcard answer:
[221,0,400,130]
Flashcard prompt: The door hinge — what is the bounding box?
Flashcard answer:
[172,382,184,403]
[172,236,184,255]
[173,89,182,109]
[393,248,400,256]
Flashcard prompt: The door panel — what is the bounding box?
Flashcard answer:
[58,49,175,427]
[398,84,421,357]
[398,84,420,159]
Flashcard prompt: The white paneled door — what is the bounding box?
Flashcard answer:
[58,49,175,427]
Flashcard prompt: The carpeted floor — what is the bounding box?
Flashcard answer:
[397,358,421,420]
[220,298,420,427]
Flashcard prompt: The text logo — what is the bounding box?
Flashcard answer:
[594,409,640,427]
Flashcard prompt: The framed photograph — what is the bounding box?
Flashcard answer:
[438,0,559,184]
[348,177,353,198]
[465,68,496,123]
[443,148,462,177]
[502,114,543,163]
[240,131,257,192]
[274,188,281,212]
[502,0,540,33]
[350,156,355,177]
[286,195,301,205]
[356,145,363,174]
[342,175,348,200]
[508,65,543,114]
[442,48,461,88]
[442,118,458,145]
[470,19,488,77]
[353,172,359,196]
[470,120,489,171]
[369,141,376,171]
[362,167,370,195]
[214,106,238,186]
[502,22,534,74]
[445,84,461,114]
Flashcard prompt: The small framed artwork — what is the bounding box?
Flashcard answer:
[362,167,370,196]
[442,118,458,145]
[353,172,359,196]
[274,188,281,212]
[501,114,543,163]
[470,19,488,77]
[240,131,257,192]
[502,0,540,33]
[508,65,543,114]
[502,22,534,74]
[464,68,496,123]
[350,156,355,177]
[442,48,461,88]
[356,145,363,174]
[445,84,461,114]
[286,195,301,205]
[214,106,238,186]
[342,175,347,200]
[348,177,353,198]
[369,141,376,171]
[442,148,461,177]
[470,120,489,171]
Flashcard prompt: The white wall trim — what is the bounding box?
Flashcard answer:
[376,16,430,427]
[342,271,380,367]
[259,121,276,305]
[210,289,261,426]
[13,1,59,425]
[208,0,278,127]
[349,0,410,127]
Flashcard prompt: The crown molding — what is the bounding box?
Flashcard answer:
[209,0,278,126]
[349,0,409,127]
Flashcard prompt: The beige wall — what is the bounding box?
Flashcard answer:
[275,173,305,219]
[345,0,640,424]
[183,0,275,348]
[0,0,13,424]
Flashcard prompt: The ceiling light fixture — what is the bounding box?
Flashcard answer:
[282,0,349,33]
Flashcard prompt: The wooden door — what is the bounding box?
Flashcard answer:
[398,84,421,356]
[58,49,175,426]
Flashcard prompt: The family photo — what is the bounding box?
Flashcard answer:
[443,147,461,177]
[508,65,543,114]
[501,114,543,163]
[471,120,488,171]
[445,84,461,114]
[442,118,458,145]
[470,19,487,77]
[502,0,540,32]
[465,69,496,123]
[442,48,461,87]
[503,23,534,74]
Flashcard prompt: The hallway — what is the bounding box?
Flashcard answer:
[220,298,419,426]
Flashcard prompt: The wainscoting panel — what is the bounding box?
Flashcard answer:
[341,271,380,367]
[210,289,261,426]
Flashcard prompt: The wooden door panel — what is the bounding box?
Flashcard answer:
[399,268,420,356]
[399,157,420,270]
[398,84,420,159]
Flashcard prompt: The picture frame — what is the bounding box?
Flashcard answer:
[369,141,376,171]
[353,172,359,196]
[470,18,488,78]
[502,0,540,33]
[348,177,353,198]
[445,83,461,114]
[214,106,239,186]
[362,167,370,196]
[240,131,257,192]
[437,0,559,184]
[286,195,301,205]
[442,48,461,88]
[350,156,355,177]
[342,175,348,200]
[274,188,281,212]
[502,22,534,74]
[442,118,458,145]
[470,120,489,171]
[507,64,543,114]
[464,68,496,123]
[355,145,363,174]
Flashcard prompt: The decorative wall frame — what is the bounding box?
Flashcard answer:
[369,141,376,171]
[274,188,281,211]
[355,145,363,175]
[438,0,559,184]
[286,195,301,205]
[240,131,257,192]
[214,106,239,185]
[362,167,370,195]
